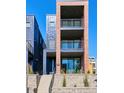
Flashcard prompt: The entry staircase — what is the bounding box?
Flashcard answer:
[37,75,53,93]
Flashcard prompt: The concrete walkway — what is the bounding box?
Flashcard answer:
[37,75,53,93]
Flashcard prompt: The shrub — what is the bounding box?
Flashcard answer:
[63,74,66,87]
[74,84,77,87]
[28,64,33,74]
[83,74,89,87]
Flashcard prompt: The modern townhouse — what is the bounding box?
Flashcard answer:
[26,15,46,75]
[43,0,88,74]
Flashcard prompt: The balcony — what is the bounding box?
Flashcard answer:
[61,40,83,52]
[61,19,83,30]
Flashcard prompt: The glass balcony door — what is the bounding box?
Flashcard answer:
[61,58,81,74]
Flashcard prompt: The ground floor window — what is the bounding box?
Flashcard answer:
[61,58,81,74]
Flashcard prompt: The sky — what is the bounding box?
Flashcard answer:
[26,0,97,59]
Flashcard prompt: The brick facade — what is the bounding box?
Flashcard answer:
[56,3,61,74]
[84,2,89,73]
[56,0,88,74]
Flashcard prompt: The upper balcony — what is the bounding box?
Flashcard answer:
[61,40,83,54]
[61,19,83,30]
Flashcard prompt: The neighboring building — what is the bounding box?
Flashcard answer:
[44,0,88,74]
[46,14,56,49]
[43,14,56,74]
[26,15,46,75]
[88,57,97,74]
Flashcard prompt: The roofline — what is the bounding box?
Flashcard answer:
[46,14,56,16]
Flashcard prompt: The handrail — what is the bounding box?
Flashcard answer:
[61,18,83,28]
[49,74,55,93]
[61,40,84,49]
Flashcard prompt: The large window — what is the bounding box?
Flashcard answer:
[61,58,81,73]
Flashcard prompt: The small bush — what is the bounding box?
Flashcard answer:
[63,75,66,87]
[83,74,89,87]
[28,64,33,74]
[74,84,77,87]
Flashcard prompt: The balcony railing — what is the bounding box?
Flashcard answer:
[26,40,33,54]
[61,19,83,29]
[61,40,83,49]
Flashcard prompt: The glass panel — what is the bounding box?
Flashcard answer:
[62,20,68,27]
[67,59,74,73]
[74,58,80,73]
[74,40,81,48]
[62,40,81,49]
[68,40,73,48]
[74,20,81,27]
[67,20,73,27]
[61,58,68,73]
[61,19,81,27]
[61,58,81,74]
[62,40,68,49]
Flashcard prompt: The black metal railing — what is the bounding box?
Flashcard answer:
[61,19,83,28]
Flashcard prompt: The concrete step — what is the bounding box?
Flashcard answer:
[37,75,53,93]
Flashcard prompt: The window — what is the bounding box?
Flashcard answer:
[49,21,55,27]
[26,22,31,28]
[93,63,96,68]
[61,58,81,73]
[50,16,55,21]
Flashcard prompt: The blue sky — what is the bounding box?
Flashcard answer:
[26,0,97,59]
